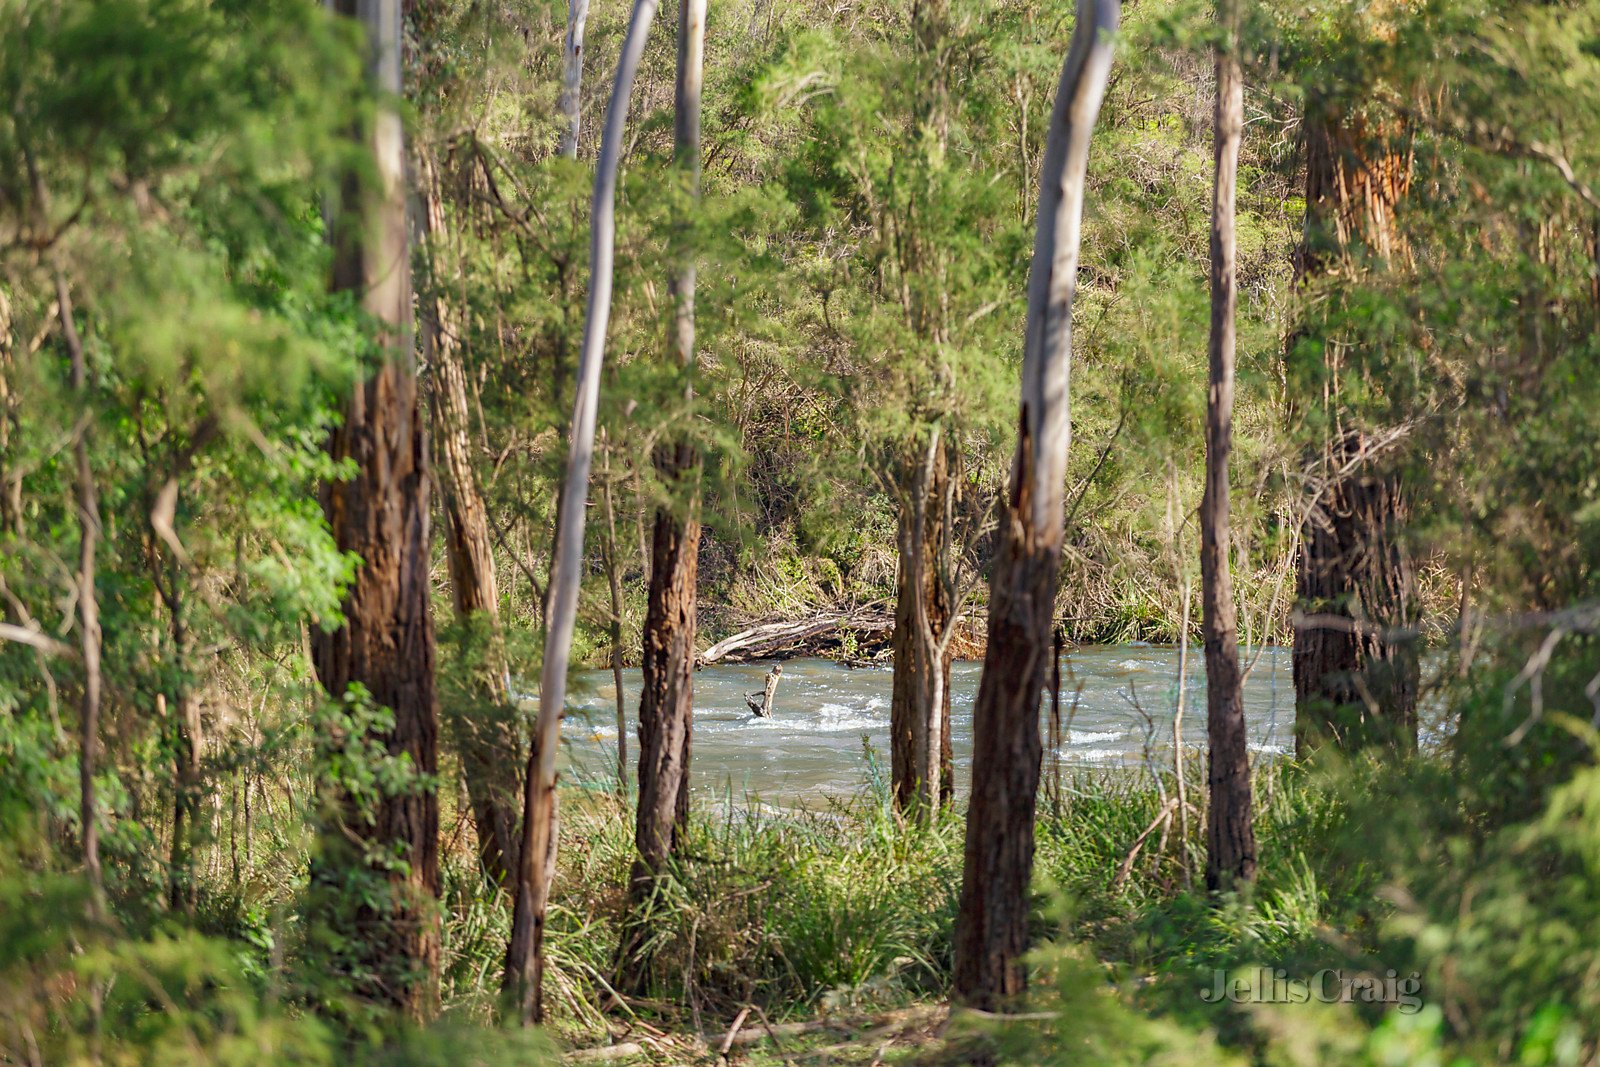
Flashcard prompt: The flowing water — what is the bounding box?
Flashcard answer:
[555,644,1295,803]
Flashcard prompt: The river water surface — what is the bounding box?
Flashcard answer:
[556,645,1295,803]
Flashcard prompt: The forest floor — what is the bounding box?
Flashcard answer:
[565,1004,954,1064]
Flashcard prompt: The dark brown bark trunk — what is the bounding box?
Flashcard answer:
[1293,431,1418,754]
[952,0,1116,1009]
[628,458,700,891]
[419,163,522,890]
[890,437,953,814]
[1202,4,1256,892]
[1291,97,1418,755]
[952,437,1052,1008]
[314,0,441,1021]
[621,0,705,985]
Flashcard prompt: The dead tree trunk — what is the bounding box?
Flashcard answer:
[952,0,1117,1010]
[621,0,705,989]
[419,156,522,890]
[314,0,441,1020]
[1202,1,1255,892]
[890,433,954,815]
[506,0,659,1024]
[1291,91,1418,755]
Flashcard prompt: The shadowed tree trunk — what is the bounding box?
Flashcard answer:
[952,0,1117,1010]
[890,433,954,814]
[1202,0,1255,893]
[312,0,441,1020]
[418,155,523,890]
[1294,430,1418,753]
[506,0,660,1024]
[1291,82,1419,755]
[621,0,705,988]
[54,272,103,904]
[888,0,956,819]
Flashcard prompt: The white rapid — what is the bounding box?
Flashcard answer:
[552,644,1296,803]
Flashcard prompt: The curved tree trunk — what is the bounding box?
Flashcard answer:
[418,156,523,890]
[314,0,441,1021]
[952,0,1117,1010]
[1202,0,1255,893]
[505,0,660,1024]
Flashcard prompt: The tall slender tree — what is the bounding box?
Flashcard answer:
[418,150,522,889]
[627,0,706,944]
[1202,0,1255,892]
[312,0,442,1019]
[888,0,957,818]
[505,0,660,1024]
[952,0,1118,1009]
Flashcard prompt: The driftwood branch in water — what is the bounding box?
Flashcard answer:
[744,663,782,716]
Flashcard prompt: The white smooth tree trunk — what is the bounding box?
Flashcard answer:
[505,0,660,1025]
[559,0,591,159]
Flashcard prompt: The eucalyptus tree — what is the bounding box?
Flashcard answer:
[627,0,707,942]
[505,0,660,1025]
[952,0,1119,1007]
[1202,0,1255,891]
[408,2,524,892]
[1285,2,1419,755]
[312,0,441,1019]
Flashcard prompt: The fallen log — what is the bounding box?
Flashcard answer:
[698,609,895,666]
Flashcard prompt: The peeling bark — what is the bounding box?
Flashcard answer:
[952,0,1117,1009]
[621,0,705,989]
[314,0,441,1020]
[890,435,954,814]
[1291,85,1418,754]
[419,156,522,889]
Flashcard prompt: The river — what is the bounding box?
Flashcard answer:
[556,644,1295,803]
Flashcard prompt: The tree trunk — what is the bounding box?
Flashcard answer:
[1293,431,1418,753]
[620,0,705,989]
[952,0,1117,1010]
[55,272,103,904]
[1202,2,1255,893]
[559,0,591,159]
[418,157,523,890]
[1291,92,1418,754]
[890,434,953,815]
[0,288,21,539]
[314,0,441,1021]
[506,0,660,1024]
